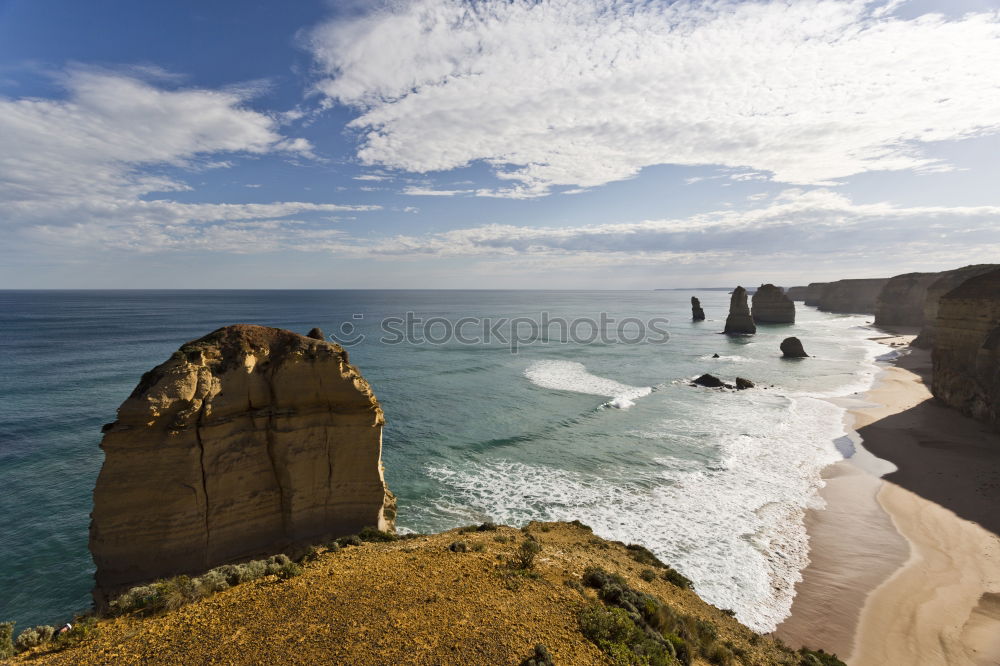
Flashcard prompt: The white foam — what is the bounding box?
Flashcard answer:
[423,392,849,632]
[524,360,652,409]
[697,354,758,362]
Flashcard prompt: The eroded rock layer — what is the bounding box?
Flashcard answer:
[914,264,999,348]
[932,269,1000,429]
[874,272,941,328]
[751,284,795,324]
[90,325,395,606]
[815,278,889,314]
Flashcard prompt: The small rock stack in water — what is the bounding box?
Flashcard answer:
[691,296,705,321]
[724,286,756,335]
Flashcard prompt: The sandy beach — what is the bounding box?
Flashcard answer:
[777,336,1000,665]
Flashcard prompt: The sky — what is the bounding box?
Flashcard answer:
[1,0,999,289]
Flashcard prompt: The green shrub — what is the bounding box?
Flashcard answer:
[640,569,657,582]
[582,566,626,590]
[511,539,542,569]
[196,570,230,595]
[359,526,398,542]
[477,521,499,531]
[276,562,304,579]
[337,534,363,547]
[707,642,734,665]
[326,541,342,553]
[53,615,98,649]
[448,540,468,553]
[494,534,511,544]
[798,648,847,666]
[626,543,667,568]
[472,542,487,552]
[520,643,555,666]
[15,624,55,651]
[0,622,14,659]
[662,567,693,590]
[299,546,321,563]
[579,604,637,646]
[569,519,592,531]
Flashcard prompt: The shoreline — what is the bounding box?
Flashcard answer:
[776,334,1000,664]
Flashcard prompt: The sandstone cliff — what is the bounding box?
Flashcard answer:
[914,264,999,348]
[691,296,705,321]
[751,284,795,324]
[724,286,756,335]
[932,269,1000,430]
[874,272,941,328]
[90,325,395,606]
[785,286,808,301]
[815,278,889,314]
[803,282,827,306]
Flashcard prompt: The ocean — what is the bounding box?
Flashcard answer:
[0,290,884,632]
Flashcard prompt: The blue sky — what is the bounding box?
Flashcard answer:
[1,0,999,288]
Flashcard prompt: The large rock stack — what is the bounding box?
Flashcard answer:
[751,284,795,324]
[724,286,756,335]
[874,272,942,328]
[803,283,828,306]
[90,325,395,606]
[785,286,808,301]
[691,297,705,321]
[931,269,1000,430]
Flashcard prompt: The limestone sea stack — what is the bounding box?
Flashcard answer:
[780,336,808,358]
[931,269,1000,429]
[691,296,706,321]
[913,264,999,348]
[90,325,395,607]
[723,286,756,335]
[751,284,795,324]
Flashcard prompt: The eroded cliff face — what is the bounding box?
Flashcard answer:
[815,278,888,314]
[785,286,808,301]
[932,269,1000,429]
[914,264,998,348]
[751,284,795,324]
[803,283,827,306]
[90,325,395,606]
[874,272,941,328]
[724,286,756,335]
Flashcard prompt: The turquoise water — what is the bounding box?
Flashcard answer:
[0,290,882,631]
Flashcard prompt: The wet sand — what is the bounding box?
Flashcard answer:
[777,336,1000,665]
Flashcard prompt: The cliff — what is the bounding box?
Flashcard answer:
[913,264,999,348]
[723,286,756,335]
[932,269,1000,429]
[751,284,795,324]
[17,522,838,665]
[89,325,395,607]
[874,272,941,328]
[803,283,827,306]
[815,278,889,314]
[785,286,808,301]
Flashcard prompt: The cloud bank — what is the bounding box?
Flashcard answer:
[309,0,1000,196]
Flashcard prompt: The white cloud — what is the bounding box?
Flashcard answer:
[0,69,376,251]
[309,0,1000,195]
[402,185,473,196]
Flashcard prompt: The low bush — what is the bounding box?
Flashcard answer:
[511,539,542,569]
[640,569,657,582]
[299,546,321,563]
[662,567,693,590]
[52,615,98,650]
[359,526,398,542]
[626,543,667,568]
[520,643,555,666]
[798,648,847,666]
[0,622,14,659]
[472,542,486,552]
[15,624,55,651]
[275,562,303,579]
[448,540,468,552]
[337,534,363,547]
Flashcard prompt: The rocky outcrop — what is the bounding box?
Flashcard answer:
[691,297,705,321]
[735,377,754,390]
[914,264,999,348]
[751,284,795,324]
[803,283,827,306]
[874,272,941,328]
[785,286,808,301]
[693,374,725,388]
[724,286,756,335]
[90,325,395,607]
[931,269,1000,429]
[781,337,808,358]
[815,278,889,314]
